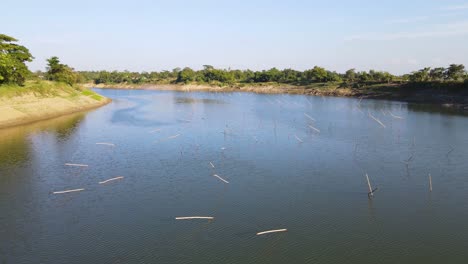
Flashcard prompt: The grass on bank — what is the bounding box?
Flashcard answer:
[0,80,104,101]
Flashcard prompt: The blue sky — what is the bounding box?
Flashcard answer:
[2,0,468,74]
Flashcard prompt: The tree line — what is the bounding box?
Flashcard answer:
[78,64,467,86]
[1,33,467,88]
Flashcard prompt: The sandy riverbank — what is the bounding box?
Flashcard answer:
[0,90,110,129]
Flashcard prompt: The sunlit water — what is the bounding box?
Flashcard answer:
[1,88,468,263]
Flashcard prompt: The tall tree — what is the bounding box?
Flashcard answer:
[46,56,77,85]
[445,64,465,81]
[0,34,34,85]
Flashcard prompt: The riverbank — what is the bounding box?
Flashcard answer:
[87,82,468,110]
[0,81,110,129]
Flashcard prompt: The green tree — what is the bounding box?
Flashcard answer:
[445,64,465,81]
[409,67,430,82]
[176,67,196,83]
[304,66,328,83]
[345,69,357,82]
[0,34,34,85]
[46,56,77,85]
[429,67,445,81]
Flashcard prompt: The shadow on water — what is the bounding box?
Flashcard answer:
[0,112,86,168]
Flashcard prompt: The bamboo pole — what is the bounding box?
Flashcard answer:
[213,174,229,184]
[368,113,386,128]
[99,176,124,184]
[429,174,432,192]
[294,134,303,143]
[53,188,85,194]
[210,162,215,168]
[168,134,181,139]
[389,111,404,119]
[149,128,161,133]
[96,143,115,146]
[308,125,321,133]
[304,113,315,121]
[175,216,214,220]
[65,163,88,167]
[366,173,373,197]
[256,229,288,236]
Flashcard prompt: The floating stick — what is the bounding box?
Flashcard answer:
[304,113,315,121]
[308,125,321,133]
[366,173,374,197]
[209,162,215,168]
[53,188,85,194]
[388,111,404,119]
[446,147,454,157]
[368,113,386,128]
[99,176,124,184]
[294,134,303,143]
[429,174,432,192]
[65,163,88,167]
[403,155,413,164]
[96,142,115,146]
[149,129,161,133]
[175,216,214,220]
[256,229,288,236]
[168,134,180,139]
[213,174,229,184]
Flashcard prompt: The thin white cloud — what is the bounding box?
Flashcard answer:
[346,21,468,41]
[442,4,468,10]
[386,16,428,24]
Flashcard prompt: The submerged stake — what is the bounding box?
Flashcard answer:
[429,174,433,192]
[366,173,374,197]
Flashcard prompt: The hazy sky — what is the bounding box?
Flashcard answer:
[3,0,468,74]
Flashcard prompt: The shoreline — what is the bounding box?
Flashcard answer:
[88,83,468,111]
[0,92,111,129]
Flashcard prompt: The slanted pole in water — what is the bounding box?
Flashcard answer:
[366,173,374,197]
[429,174,433,192]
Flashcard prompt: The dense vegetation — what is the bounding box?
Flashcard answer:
[76,64,467,88]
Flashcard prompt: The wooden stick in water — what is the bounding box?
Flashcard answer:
[366,173,374,197]
[304,113,315,121]
[149,128,161,133]
[65,163,88,167]
[213,174,229,184]
[368,113,386,128]
[168,134,181,139]
[175,216,214,220]
[210,162,215,168]
[389,111,404,119]
[99,176,124,184]
[294,134,303,143]
[256,229,288,236]
[96,142,115,146]
[53,188,85,194]
[308,125,321,133]
[429,174,432,192]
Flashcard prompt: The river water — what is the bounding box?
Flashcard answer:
[1,88,468,263]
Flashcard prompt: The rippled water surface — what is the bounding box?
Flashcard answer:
[1,88,468,263]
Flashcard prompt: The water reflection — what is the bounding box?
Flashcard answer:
[0,112,85,167]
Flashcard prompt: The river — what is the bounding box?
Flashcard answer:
[1,88,468,263]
